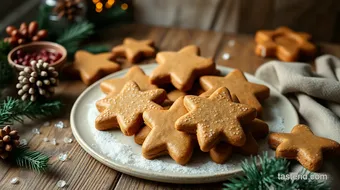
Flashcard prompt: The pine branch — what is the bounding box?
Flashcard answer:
[56,21,95,53]
[12,145,49,172]
[0,97,63,125]
[223,153,330,190]
[37,4,50,31]
[81,44,110,54]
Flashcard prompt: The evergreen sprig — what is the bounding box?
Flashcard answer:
[81,44,110,54]
[56,21,95,53]
[223,153,330,190]
[0,97,63,125]
[12,145,49,172]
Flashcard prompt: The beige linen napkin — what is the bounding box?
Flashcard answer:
[255,55,340,188]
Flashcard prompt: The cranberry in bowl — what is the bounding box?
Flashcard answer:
[8,41,67,72]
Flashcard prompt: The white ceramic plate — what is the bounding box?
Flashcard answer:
[70,64,299,184]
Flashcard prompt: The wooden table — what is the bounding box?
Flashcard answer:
[1,24,340,190]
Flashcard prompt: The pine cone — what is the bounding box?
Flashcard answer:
[16,60,59,102]
[54,0,83,21]
[0,126,20,160]
[4,21,48,47]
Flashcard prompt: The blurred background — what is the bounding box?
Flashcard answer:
[1,0,339,42]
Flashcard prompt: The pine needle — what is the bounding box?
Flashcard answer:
[56,21,95,53]
[0,97,63,125]
[12,145,49,172]
[223,153,330,190]
[81,44,110,54]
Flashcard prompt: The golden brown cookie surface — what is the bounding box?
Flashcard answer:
[72,51,121,85]
[134,126,151,145]
[142,97,194,165]
[209,142,232,164]
[200,69,269,114]
[209,118,267,164]
[269,124,340,171]
[150,45,215,91]
[111,38,155,63]
[175,87,256,152]
[100,66,158,95]
[255,26,316,62]
[95,81,166,136]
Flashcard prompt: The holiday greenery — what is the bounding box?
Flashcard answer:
[56,21,94,54]
[12,145,49,172]
[223,153,330,190]
[0,97,62,125]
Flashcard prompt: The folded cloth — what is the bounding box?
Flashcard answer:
[255,55,340,187]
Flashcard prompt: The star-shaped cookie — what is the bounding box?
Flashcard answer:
[269,124,340,171]
[255,26,316,62]
[200,69,269,114]
[111,38,155,63]
[95,81,166,136]
[175,87,257,152]
[72,50,121,85]
[150,45,216,91]
[142,97,194,165]
[100,66,158,95]
[209,118,268,163]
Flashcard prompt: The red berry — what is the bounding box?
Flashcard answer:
[18,58,23,63]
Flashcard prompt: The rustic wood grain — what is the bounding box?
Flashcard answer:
[0,24,339,190]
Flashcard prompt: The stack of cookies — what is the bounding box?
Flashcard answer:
[94,45,270,165]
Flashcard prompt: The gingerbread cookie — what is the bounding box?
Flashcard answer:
[100,66,158,95]
[200,69,269,114]
[150,45,216,91]
[209,119,268,164]
[134,126,151,145]
[72,51,121,85]
[111,38,155,63]
[255,26,316,62]
[167,89,187,102]
[142,97,194,165]
[209,142,232,164]
[249,118,269,139]
[269,124,340,171]
[175,87,257,152]
[95,81,166,136]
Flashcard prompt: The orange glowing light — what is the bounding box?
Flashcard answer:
[95,7,103,12]
[121,3,128,10]
[96,2,103,9]
[108,0,115,4]
[92,0,100,4]
[105,2,113,8]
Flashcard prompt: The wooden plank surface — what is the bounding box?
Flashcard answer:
[0,24,339,190]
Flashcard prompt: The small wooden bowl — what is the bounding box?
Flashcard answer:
[7,41,67,72]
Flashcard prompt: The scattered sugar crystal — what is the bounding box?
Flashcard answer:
[32,128,40,135]
[55,121,66,129]
[10,177,19,184]
[56,180,66,188]
[222,53,230,60]
[43,137,49,142]
[58,153,68,162]
[43,121,50,127]
[19,139,27,146]
[228,40,235,47]
[63,137,73,144]
[51,138,57,145]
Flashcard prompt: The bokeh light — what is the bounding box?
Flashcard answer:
[121,3,128,10]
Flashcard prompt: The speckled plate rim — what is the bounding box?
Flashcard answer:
[70,64,299,184]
